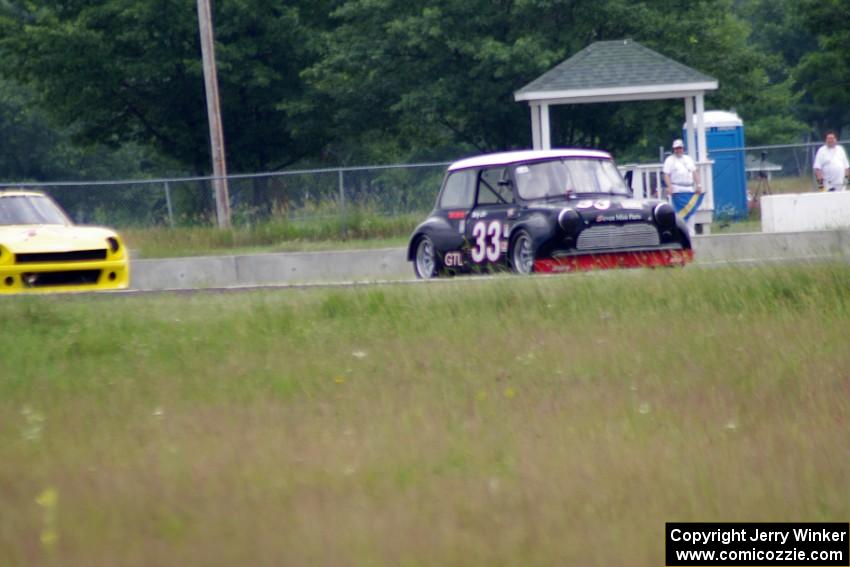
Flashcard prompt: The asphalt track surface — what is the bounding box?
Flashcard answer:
[48,254,833,300]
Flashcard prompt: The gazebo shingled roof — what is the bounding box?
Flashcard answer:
[515,40,717,102]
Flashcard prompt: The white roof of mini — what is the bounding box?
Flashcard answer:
[0,189,45,197]
[448,149,612,171]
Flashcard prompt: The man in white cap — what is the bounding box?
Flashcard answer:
[663,138,703,236]
[814,131,849,191]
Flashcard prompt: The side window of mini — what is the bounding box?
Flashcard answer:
[476,167,513,206]
[439,170,476,209]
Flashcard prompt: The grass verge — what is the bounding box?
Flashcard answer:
[1,265,849,565]
[122,211,419,258]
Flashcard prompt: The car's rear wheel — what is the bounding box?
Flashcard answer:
[510,230,535,275]
[414,235,438,279]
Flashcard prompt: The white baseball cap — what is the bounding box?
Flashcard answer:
[672,139,684,149]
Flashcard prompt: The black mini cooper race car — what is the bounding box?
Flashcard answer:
[408,149,693,278]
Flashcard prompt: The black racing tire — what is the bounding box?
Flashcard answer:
[510,230,535,275]
[413,235,439,279]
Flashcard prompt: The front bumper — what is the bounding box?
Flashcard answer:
[533,248,693,273]
[0,258,130,293]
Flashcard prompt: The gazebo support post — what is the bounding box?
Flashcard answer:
[684,96,696,157]
[541,104,551,150]
[530,104,552,150]
[695,94,707,162]
[530,104,542,150]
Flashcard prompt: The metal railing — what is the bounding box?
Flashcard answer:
[709,141,834,192]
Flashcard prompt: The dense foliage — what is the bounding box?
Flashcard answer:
[0,0,846,179]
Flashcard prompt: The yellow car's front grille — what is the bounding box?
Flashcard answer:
[15,249,108,263]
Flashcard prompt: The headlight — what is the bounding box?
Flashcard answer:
[558,208,581,234]
[107,237,121,253]
[653,203,676,230]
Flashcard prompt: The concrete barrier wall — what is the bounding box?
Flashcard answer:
[762,192,850,232]
[131,247,409,290]
[692,229,850,265]
[131,231,850,290]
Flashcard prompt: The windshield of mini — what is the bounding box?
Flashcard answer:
[514,158,629,200]
[0,195,71,226]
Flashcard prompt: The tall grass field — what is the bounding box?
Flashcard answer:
[2,265,849,565]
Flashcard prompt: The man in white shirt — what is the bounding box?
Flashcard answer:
[814,131,850,191]
[663,139,703,236]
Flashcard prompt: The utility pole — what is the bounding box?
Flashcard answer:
[196,0,231,228]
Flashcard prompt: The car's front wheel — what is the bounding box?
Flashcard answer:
[414,235,438,279]
[510,230,535,275]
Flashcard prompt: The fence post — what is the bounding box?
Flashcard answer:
[164,181,175,228]
[338,168,347,239]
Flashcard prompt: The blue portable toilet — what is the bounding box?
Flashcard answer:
[683,111,748,220]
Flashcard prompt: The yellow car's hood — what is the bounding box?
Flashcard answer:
[0,224,117,254]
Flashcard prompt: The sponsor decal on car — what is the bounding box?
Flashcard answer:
[444,251,464,267]
[576,200,594,209]
[596,213,643,223]
[447,210,466,220]
[471,210,488,219]
[594,199,611,210]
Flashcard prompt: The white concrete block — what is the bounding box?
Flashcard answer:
[762,191,850,232]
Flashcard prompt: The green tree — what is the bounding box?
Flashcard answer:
[0,0,333,174]
[793,0,850,135]
[0,78,177,181]
[306,0,792,160]
[733,0,812,143]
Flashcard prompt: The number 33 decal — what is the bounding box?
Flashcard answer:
[471,220,502,263]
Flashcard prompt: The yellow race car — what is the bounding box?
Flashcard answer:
[0,189,129,293]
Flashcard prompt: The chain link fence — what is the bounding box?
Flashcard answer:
[1,162,450,231]
[2,141,845,234]
[712,141,841,200]
[704,141,850,227]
